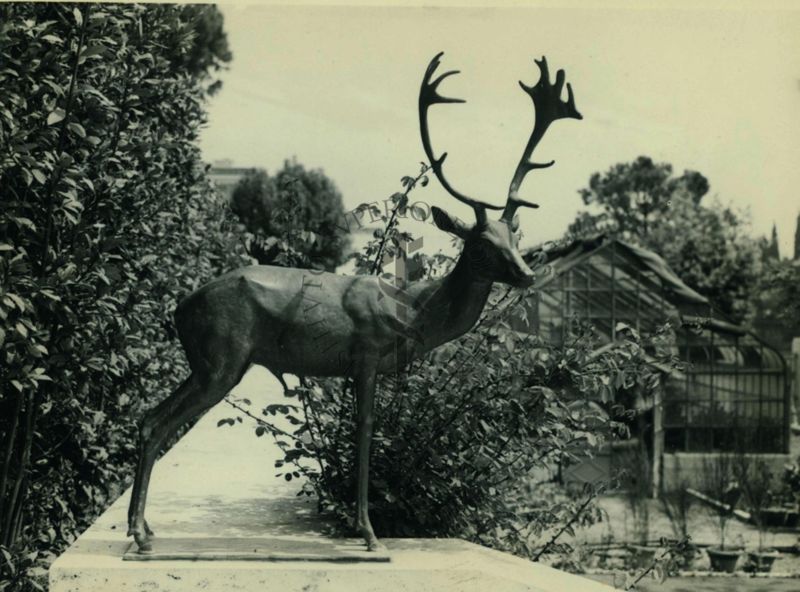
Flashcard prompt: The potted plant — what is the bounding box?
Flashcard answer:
[779,458,800,527]
[701,453,741,572]
[735,455,781,573]
[624,441,655,569]
[660,478,697,569]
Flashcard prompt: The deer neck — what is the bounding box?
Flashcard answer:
[411,251,493,351]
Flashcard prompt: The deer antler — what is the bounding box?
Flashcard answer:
[502,56,582,224]
[419,52,503,226]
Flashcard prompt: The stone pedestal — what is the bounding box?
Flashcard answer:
[49,367,614,591]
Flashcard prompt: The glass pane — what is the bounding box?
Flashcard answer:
[665,378,688,401]
[759,423,784,452]
[664,402,686,425]
[688,402,711,426]
[713,428,737,451]
[687,376,712,400]
[688,429,712,452]
[665,428,686,452]
[583,290,612,318]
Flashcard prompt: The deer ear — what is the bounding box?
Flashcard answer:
[431,206,471,239]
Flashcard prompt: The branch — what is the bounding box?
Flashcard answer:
[370,164,430,275]
[223,398,299,442]
[0,390,23,536]
[532,487,598,561]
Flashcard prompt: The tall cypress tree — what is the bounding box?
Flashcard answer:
[765,223,780,261]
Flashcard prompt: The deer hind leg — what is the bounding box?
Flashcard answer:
[354,355,385,552]
[127,375,195,540]
[128,361,248,552]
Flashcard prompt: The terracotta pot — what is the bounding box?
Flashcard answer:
[746,550,780,573]
[706,547,740,573]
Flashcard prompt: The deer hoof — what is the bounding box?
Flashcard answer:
[134,533,153,553]
[356,519,384,552]
[362,531,386,552]
[366,538,387,552]
[129,523,153,552]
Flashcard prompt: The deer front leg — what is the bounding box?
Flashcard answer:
[354,355,384,551]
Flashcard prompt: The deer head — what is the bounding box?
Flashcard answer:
[419,52,582,288]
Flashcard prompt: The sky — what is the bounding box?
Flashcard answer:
[200,2,800,257]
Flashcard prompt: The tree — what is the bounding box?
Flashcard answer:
[574,156,709,239]
[794,213,800,261]
[645,191,763,322]
[763,223,780,261]
[0,5,244,589]
[179,6,232,74]
[569,157,760,322]
[231,160,350,271]
[757,260,800,326]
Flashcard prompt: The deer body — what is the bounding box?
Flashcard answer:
[175,261,495,378]
[128,51,580,553]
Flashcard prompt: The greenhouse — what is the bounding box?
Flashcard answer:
[516,236,790,488]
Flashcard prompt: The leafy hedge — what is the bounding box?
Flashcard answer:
[0,5,246,589]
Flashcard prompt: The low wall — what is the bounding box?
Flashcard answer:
[662,452,791,492]
[50,367,616,592]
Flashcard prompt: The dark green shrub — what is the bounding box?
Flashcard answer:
[0,4,245,589]
[231,160,350,271]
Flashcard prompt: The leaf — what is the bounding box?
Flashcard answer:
[67,122,86,138]
[47,108,65,126]
[31,169,47,184]
[6,293,26,310]
[73,7,83,26]
[41,78,63,96]
[411,204,428,220]
[79,44,106,61]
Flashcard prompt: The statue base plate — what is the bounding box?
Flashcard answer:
[122,536,390,562]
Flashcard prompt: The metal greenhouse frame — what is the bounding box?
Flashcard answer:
[519,236,790,456]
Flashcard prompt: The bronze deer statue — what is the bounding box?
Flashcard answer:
[127,52,581,553]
